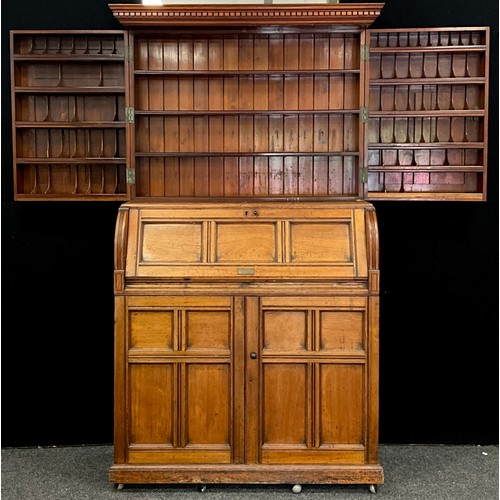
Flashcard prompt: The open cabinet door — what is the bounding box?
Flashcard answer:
[365,27,490,201]
[10,30,132,201]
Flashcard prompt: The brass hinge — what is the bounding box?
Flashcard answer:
[125,107,135,124]
[360,44,370,61]
[360,106,369,123]
[126,168,136,185]
[360,167,368,184]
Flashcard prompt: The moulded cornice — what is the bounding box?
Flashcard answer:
[108,3,384,27]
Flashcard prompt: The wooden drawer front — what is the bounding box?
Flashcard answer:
[258,296,367,464]
[125,296,239,464]
[125,204,368,280]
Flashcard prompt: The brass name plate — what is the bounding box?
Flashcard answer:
[237,268,255,276]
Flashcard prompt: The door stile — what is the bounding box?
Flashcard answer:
[360,28,370,199]
[113,295,127,463]
[233,296,246,464]
[125,31,136,200]
[244,296,260,464]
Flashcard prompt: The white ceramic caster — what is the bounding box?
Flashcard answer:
[369,484,377,494]
[292,484,302,494]
[197,484,207,493]
[115,483,124,490]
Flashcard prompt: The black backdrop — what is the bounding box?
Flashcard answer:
[1,0,498,447]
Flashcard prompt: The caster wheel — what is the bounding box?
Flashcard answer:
[115,483,125,491]
[196,484,207,493]
[369,484,377,494]
[292,484,302,494]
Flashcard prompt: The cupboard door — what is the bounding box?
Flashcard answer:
[10,30,129,201]
[122,296,244,465]
[246,296,369,465]
[365,27,489,201]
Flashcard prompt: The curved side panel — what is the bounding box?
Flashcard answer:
[365,207,379,295]
[114,206,129,292]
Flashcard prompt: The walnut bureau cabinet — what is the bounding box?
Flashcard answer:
[8,2,491,493]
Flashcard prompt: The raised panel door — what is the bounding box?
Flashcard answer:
[122,295,244,465]
[246,296,369,466]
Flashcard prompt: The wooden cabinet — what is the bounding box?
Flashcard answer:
[110,201,382,488]
[6,2,493,493]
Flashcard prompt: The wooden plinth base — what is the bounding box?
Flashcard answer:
[109,463,384,486]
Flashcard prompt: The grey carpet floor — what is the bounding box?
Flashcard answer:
[1,444,498,500]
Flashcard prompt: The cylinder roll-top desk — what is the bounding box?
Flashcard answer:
[9,2,490,492]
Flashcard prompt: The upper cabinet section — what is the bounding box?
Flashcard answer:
[8,6,491,202]
[110,3,384,202]
[366,27,490,201]
[10,30,129,201]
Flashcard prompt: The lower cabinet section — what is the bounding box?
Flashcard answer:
[110,293,383,485]
[110,201,382,487]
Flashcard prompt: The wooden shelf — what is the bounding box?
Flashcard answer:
[369,77,485,85]
[14,87,126,94]
[135,152,359,158]
[367,165,484,172]
[15,193,128,201]
[13,54,124,61]
[370,110,484,117]
[368,142,484,149]
[366,192,484,201]
[134,69,361,76]
[17,157,126,164]
[15,121,125,128]
[369,45,487,53]
[135,110,360,116]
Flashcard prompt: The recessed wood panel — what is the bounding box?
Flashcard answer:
[129,364,174,445]
[263,364,307,445]
[141,222,204,263]
[214,222,278,263]
[186,364,230,446]
[289,222,351,263]
[130,310,174,350]
[185,311,230,351]
[319,311,364,351]
[263,311,308,352]
[320,364,363,445]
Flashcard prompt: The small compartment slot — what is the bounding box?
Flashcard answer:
[16,163,127,197]
[14,33,125,56]
[15,94,125,122]
[17,128,126,160]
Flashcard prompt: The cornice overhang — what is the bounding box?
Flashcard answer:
[109,3,384,28]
